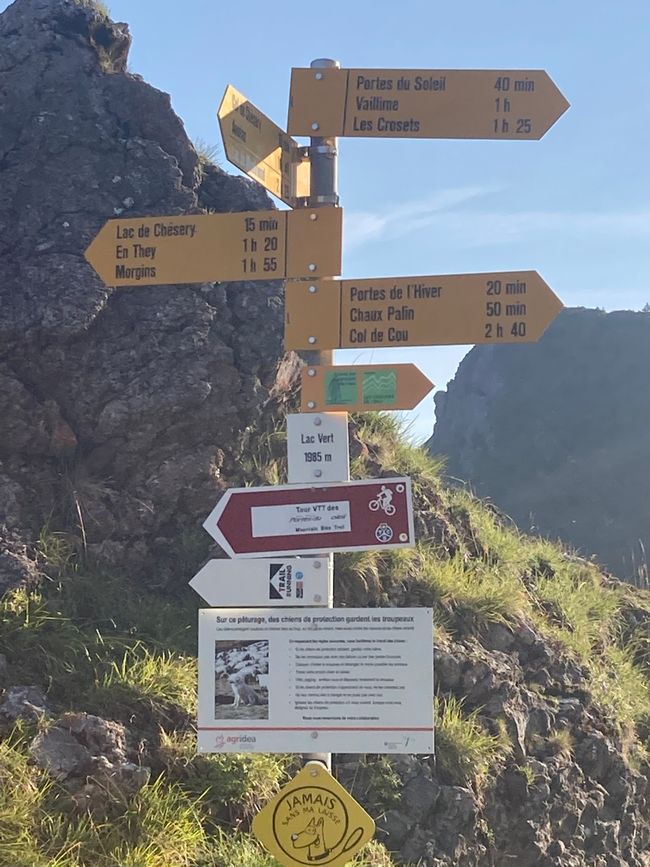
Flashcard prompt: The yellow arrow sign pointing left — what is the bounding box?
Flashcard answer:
[252,762,375,867]
[84,207,342,287]
[218,84,310,207]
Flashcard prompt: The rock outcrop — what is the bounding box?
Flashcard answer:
[429,308,650,581]
[0,0,298,587]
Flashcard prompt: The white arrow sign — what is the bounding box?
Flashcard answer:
[189,557,332,607]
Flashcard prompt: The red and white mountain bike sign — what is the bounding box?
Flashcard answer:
[202,477,415,557]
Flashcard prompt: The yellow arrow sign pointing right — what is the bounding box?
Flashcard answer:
[301,364,434,413]
[285,272,563,350]
[288,67,569,140]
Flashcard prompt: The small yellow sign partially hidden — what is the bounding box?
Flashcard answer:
[252,762,375,867]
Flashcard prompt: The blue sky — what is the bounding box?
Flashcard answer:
[3,0,650,441]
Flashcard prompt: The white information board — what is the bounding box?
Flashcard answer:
[198,607,434,754]
[287,412,350,483]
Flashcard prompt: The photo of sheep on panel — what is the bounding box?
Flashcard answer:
[214,639,269,719]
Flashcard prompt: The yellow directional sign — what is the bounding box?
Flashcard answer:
[218,84,310,207]
[288,67,569,140]
[85,207,342,287]
[301,364,434,413]
[285,272,563,350]
[252,762,375,867]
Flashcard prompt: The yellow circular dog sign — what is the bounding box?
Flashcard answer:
[252,762,375,867]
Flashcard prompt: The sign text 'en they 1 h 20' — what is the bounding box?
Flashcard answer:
[284,271,563,350]
[85,207,342,287]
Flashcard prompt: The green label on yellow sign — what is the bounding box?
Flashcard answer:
[362,370,397,405]
[325,371,357,406]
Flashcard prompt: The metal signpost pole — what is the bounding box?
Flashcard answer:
[300,57,340,772]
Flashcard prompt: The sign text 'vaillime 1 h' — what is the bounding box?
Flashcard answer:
[203,478,415,558]
[218,84,309,208]
[288,67,569,140]
[85,207,342,287]
[301,364,434,413]
[284,271,563,350]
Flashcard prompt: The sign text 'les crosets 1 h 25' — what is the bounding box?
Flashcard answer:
[284,271,563,350]
[218,84,310,208]
[202,478,415,558]
[288,67,569,140]
[84,207,342,287]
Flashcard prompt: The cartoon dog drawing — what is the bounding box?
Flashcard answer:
[228,673,259,708]
[291,817,330,861]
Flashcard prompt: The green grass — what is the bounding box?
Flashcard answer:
[192,139,221,167]
[87,645,197,725]
[158,731,292,822]
[73,0,111,17]
[352,412,445,485]
[435,695,510,787]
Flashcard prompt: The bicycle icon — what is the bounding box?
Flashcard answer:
[368,485,396,516]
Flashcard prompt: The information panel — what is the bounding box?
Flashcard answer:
[198,607,434,754]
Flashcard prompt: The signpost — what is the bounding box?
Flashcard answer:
[284,271,563,350]
[184,54,569,862]
[287,412,350,483]
[301,363,434,413]
[218,84,310,207]
[189,557,332,607]
[85,207,342,286]
[202,477,415,558]
[198,607,434,754]
[288,67,569,140]
[252,762,375,867]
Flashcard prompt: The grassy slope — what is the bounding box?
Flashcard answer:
[1,412,650,865]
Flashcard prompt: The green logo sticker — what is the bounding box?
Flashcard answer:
[362,371,397,405]
[325,371,357,405]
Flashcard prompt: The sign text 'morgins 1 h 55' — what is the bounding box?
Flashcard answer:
[203,478,415,558]
[84,207,342,287]
[284,271,563,350]
[287,67,569,140]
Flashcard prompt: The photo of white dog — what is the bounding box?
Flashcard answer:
[214,639,269,719]
[228,673,260,707]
